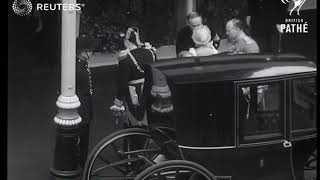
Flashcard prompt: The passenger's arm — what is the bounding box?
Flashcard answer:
[245,43,260,53]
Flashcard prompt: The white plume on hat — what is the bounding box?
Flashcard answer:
[192,25,212,46]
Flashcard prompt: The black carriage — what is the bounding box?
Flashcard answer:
[83,53,317,180]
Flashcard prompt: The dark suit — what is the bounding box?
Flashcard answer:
[76,57,93,168]
[116,48,156,121]
[248,0,288,53]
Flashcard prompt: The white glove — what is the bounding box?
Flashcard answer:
[110,105,125,116]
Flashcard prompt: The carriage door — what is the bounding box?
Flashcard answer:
[236,80,293,180]
[289,76,317,179]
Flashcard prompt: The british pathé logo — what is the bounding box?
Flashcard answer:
[281,0,307,16]
[280,18,308,33]
[279,0,309,33]
[12,0,33,16]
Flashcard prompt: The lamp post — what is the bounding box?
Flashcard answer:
[176,0,196,31]
[186,0,195,13]
[50,0,82,179]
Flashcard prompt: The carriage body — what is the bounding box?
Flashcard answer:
[146,53,317,179]
[83,53,316,180]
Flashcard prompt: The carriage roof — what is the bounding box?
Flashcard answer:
[149,53,316,84]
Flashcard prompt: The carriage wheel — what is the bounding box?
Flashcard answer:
[135,160,217,180]
[83,128,164,180]
[304,149,317,180]
[304,149,317,170]
[306,150,317,170]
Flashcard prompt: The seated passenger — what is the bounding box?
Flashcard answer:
[218,18,260,54]
[176,11,220,56]
[187,25,219,57]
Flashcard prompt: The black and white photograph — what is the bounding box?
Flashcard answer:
[8,0,317,180]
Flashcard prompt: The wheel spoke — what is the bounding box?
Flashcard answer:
[138,155,156,167]
[175,168,179,179]
[127,158,215,179]
[85,130,166,180]
[144,137,151,149]
[90,174,136,179]
[156,171,165,180]
[188,172,198,180]
[124,148,162,156]
[92,157,142,175]
[111,142,123,160]
[97,155,126,174]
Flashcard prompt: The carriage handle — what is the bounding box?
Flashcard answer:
[283,140,292,148]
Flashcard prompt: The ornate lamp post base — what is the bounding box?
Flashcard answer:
[50,168,82,179]
[51,95,83,179]
[50,125,83,179]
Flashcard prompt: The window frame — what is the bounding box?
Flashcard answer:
[289,75,317,141]
[235,78,287,147]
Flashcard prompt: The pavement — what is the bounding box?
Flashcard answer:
[7,47,119,180]
[8,51,59,180]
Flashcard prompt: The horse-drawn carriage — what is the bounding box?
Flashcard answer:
[83,53,317,180]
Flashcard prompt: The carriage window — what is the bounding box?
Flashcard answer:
[238,82,284,144]
[291,77,316,131]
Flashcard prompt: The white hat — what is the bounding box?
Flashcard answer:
[192,25,212,46]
